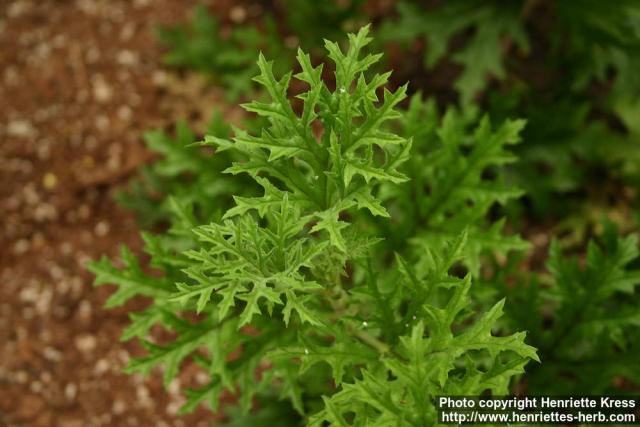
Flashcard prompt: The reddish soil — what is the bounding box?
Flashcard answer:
[0,1,249,425]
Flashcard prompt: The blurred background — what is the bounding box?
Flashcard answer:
[1,1,237,426]
[1,0,638,426]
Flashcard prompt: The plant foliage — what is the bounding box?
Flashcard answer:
[89,27,540,424]
[495,222,640,394]
[381,0,640,224]
[373,95,529,275]
[380,0,528,105]
[117,112,256,227]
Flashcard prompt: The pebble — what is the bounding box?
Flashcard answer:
[94,221,110,236]
[14,370,29,384]
[23,183,40,205]
[112,399,127,414]
[229,6,246,23]
[135,384,153,408]
[7,0,33,18]
[13,239,30,255]
[19,285,39,303]
[92,75,113,103]
[95,114,110,131]
[33,203,58,222]
[195,371,209,385]
[75,333,97,353]
[30,380,43,393]
[35,287,53,314]
[65,382,78,401]
[77,299,93,321]
[94,358,110,375]
[166,398,185,416]
[42,172,58,189]
[43,346,63,362]
[7,119,36,138]
[167,378,180,395]
[117,49,139,66]
[120,22,136,41]
[117,105,132,121]
[50,264,64,280]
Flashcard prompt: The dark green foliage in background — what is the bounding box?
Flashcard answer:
[382,0,640,221]
[495,222,640,395]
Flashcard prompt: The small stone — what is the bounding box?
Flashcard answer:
[33,203,58,222]
[229,6,246,23]
[136,385,153,408]
[117,105,132,121]
[50,264,64,280]
[19,285,39,303]
[168,379,181,395]
[29,381,43,393]
[94,358,110,375]
[94,221,110,236]
[95,114,110,131]
[92,75,112,103]
[13,239,30,255]
[43,346,62,362]
[112,399,126,414]
[195,371,209,384]
[152,70,167,86]
[60,242,73,255]
[120,22,136,41]
[8,1,33,18]
[7,120,36,138]
[77,299,92,321]
[166,397,185,415]
[14,371,29,384]
[65,383,77,401]
[75,334,97,353]
[117,49,138,66]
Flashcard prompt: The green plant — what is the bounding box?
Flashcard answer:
[380,0,528,105]
[381,0,640,226]
[494,222,640,394]
[371,94,529,275]
[89,27,539,424]
[116,111,262,229]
